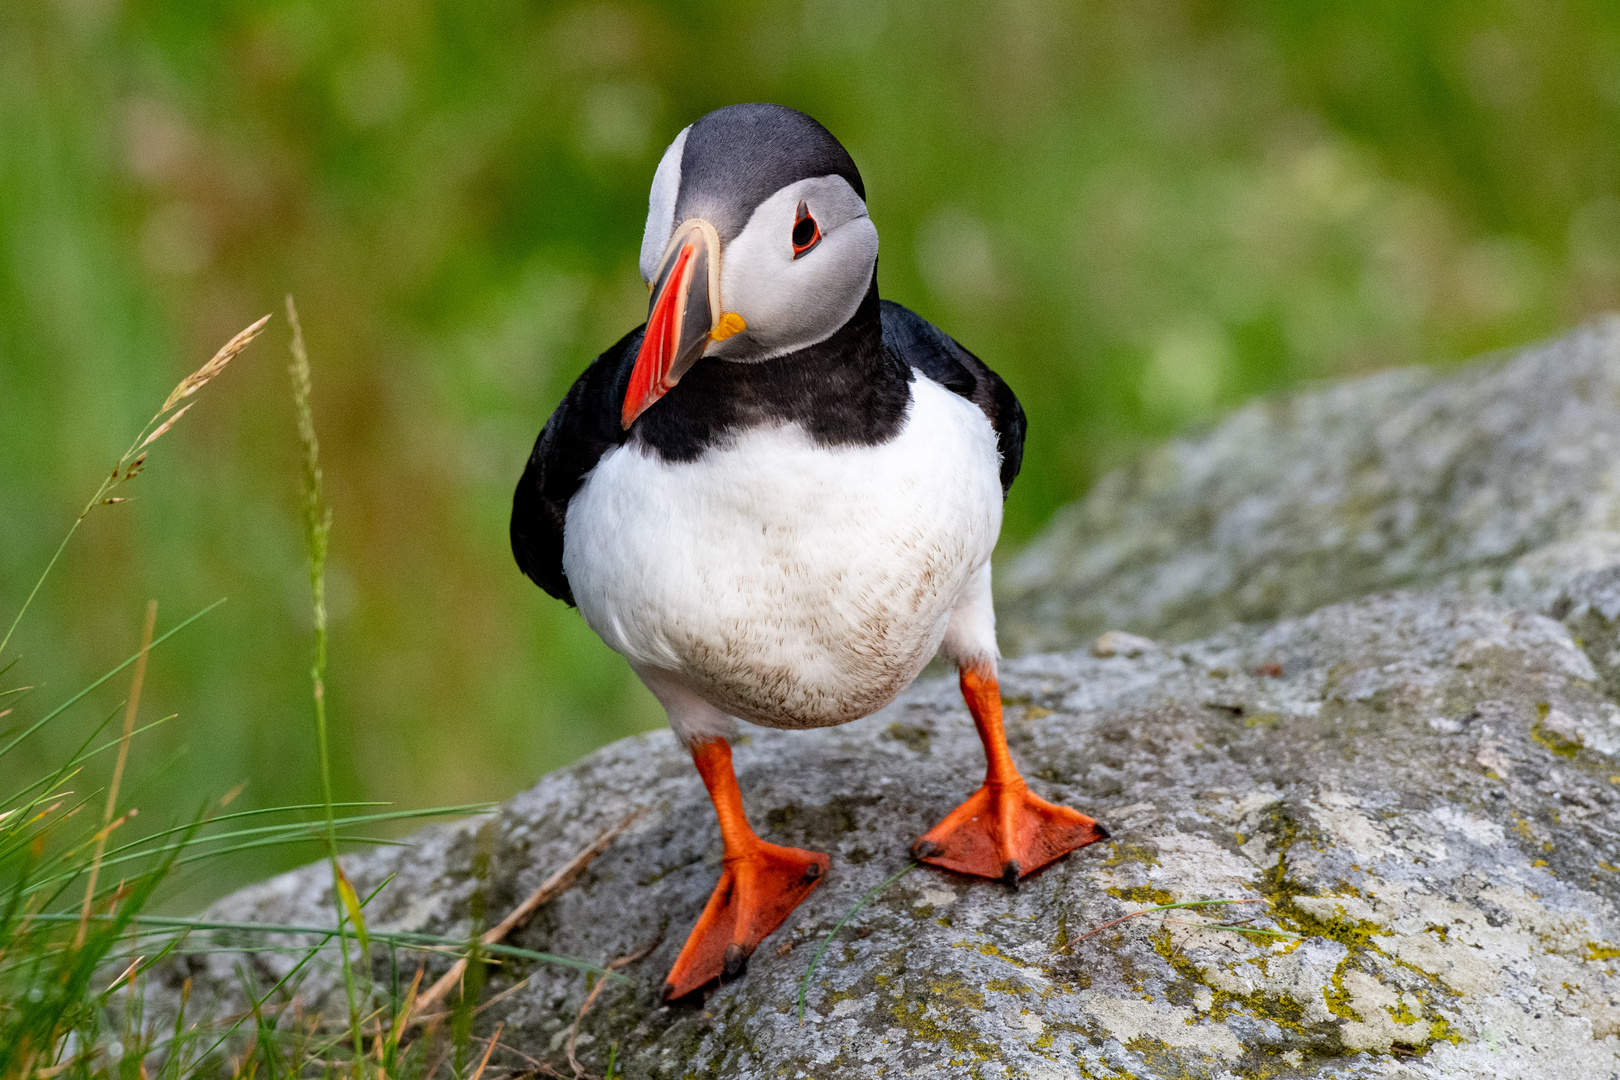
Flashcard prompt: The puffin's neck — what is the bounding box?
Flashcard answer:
[629,275,912,463]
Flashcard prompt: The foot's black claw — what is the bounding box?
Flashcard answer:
[913,839,943,859]
[1001,860,1022,889]
[721,943,749,981]
[661,982,705,1009]
[804,861,824,880]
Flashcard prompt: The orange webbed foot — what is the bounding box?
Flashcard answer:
[912,778,1108,885]
[913,667,1108,885]
[663,840,829,1001]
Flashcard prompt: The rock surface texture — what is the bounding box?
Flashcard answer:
[998,317,1620,655]
[162,324,1620,1078]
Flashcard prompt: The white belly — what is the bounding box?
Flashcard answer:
[562,376,1004,728]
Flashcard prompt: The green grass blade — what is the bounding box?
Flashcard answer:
[0,709,170,818]
[0,599,225,764]
[20,804,486,899]
[191,874,395,1066]
[36,912,625,978]
[91,802,489,867]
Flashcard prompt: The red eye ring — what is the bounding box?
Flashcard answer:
[791,201,821,258]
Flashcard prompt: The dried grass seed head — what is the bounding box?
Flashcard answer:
[160,313,271,412]
[137,403,194,450]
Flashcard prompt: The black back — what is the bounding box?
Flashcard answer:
[878,299,1025,494]
[510,293,1025,605]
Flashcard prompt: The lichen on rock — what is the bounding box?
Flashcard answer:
[151,591,1620,1077]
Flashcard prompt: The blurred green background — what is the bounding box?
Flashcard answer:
[3,1,1618,898]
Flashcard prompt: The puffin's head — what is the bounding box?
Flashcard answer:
[621,103,878,428]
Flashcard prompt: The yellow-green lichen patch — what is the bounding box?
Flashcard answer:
[1427,1018,1462,1046]
[928,974,986,1011]
[950,939,1030,969]
[1073,1056,1141,1080]
[1253,805,1384,954]
[1284,897,1387,953]
[1586,941,1620,962]
[1383,988,1422,1025]
[1323,959,1358,1022]
[1333,969,1446,1053]
[887,974,996,1061]
[986,978,1033,995]
[1530,718,1582,758]
[1124,1035,1225,1077]
[1101,841,1161,869]
[1149,928,1310,1031]
[1085,999,1244,1064]
[1271,883,1456,1041]
[1107,884,1177,907]
[1233,799,1477,1058]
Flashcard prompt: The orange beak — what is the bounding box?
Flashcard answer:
[623,219,727,429]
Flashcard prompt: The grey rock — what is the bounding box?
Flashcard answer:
[158,591,1620,1078]
[150,323,1620,1076]
[998,317,1620,654]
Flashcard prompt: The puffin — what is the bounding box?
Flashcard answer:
[511,103,1108,1001]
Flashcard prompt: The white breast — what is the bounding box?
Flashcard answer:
[562,376,1004,729]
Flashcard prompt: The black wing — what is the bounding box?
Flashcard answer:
[510,326,644,606]
[879,299,1026,496]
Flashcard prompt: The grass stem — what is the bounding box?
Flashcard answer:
[75,600,157,949]
[1064,898,1270,951]
[797,861,916,1024]
[285,294,365,1063]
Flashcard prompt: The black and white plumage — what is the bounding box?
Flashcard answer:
[511,104,1101,1000]
[511,106,1024,746]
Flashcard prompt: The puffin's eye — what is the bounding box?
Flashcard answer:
[791,201,821,258]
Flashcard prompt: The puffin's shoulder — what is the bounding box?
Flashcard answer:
[879,300,1026,496]
[510,325,643,605]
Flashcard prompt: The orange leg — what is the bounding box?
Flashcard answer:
[663,739,830,1001]
[913,669,1108,885]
